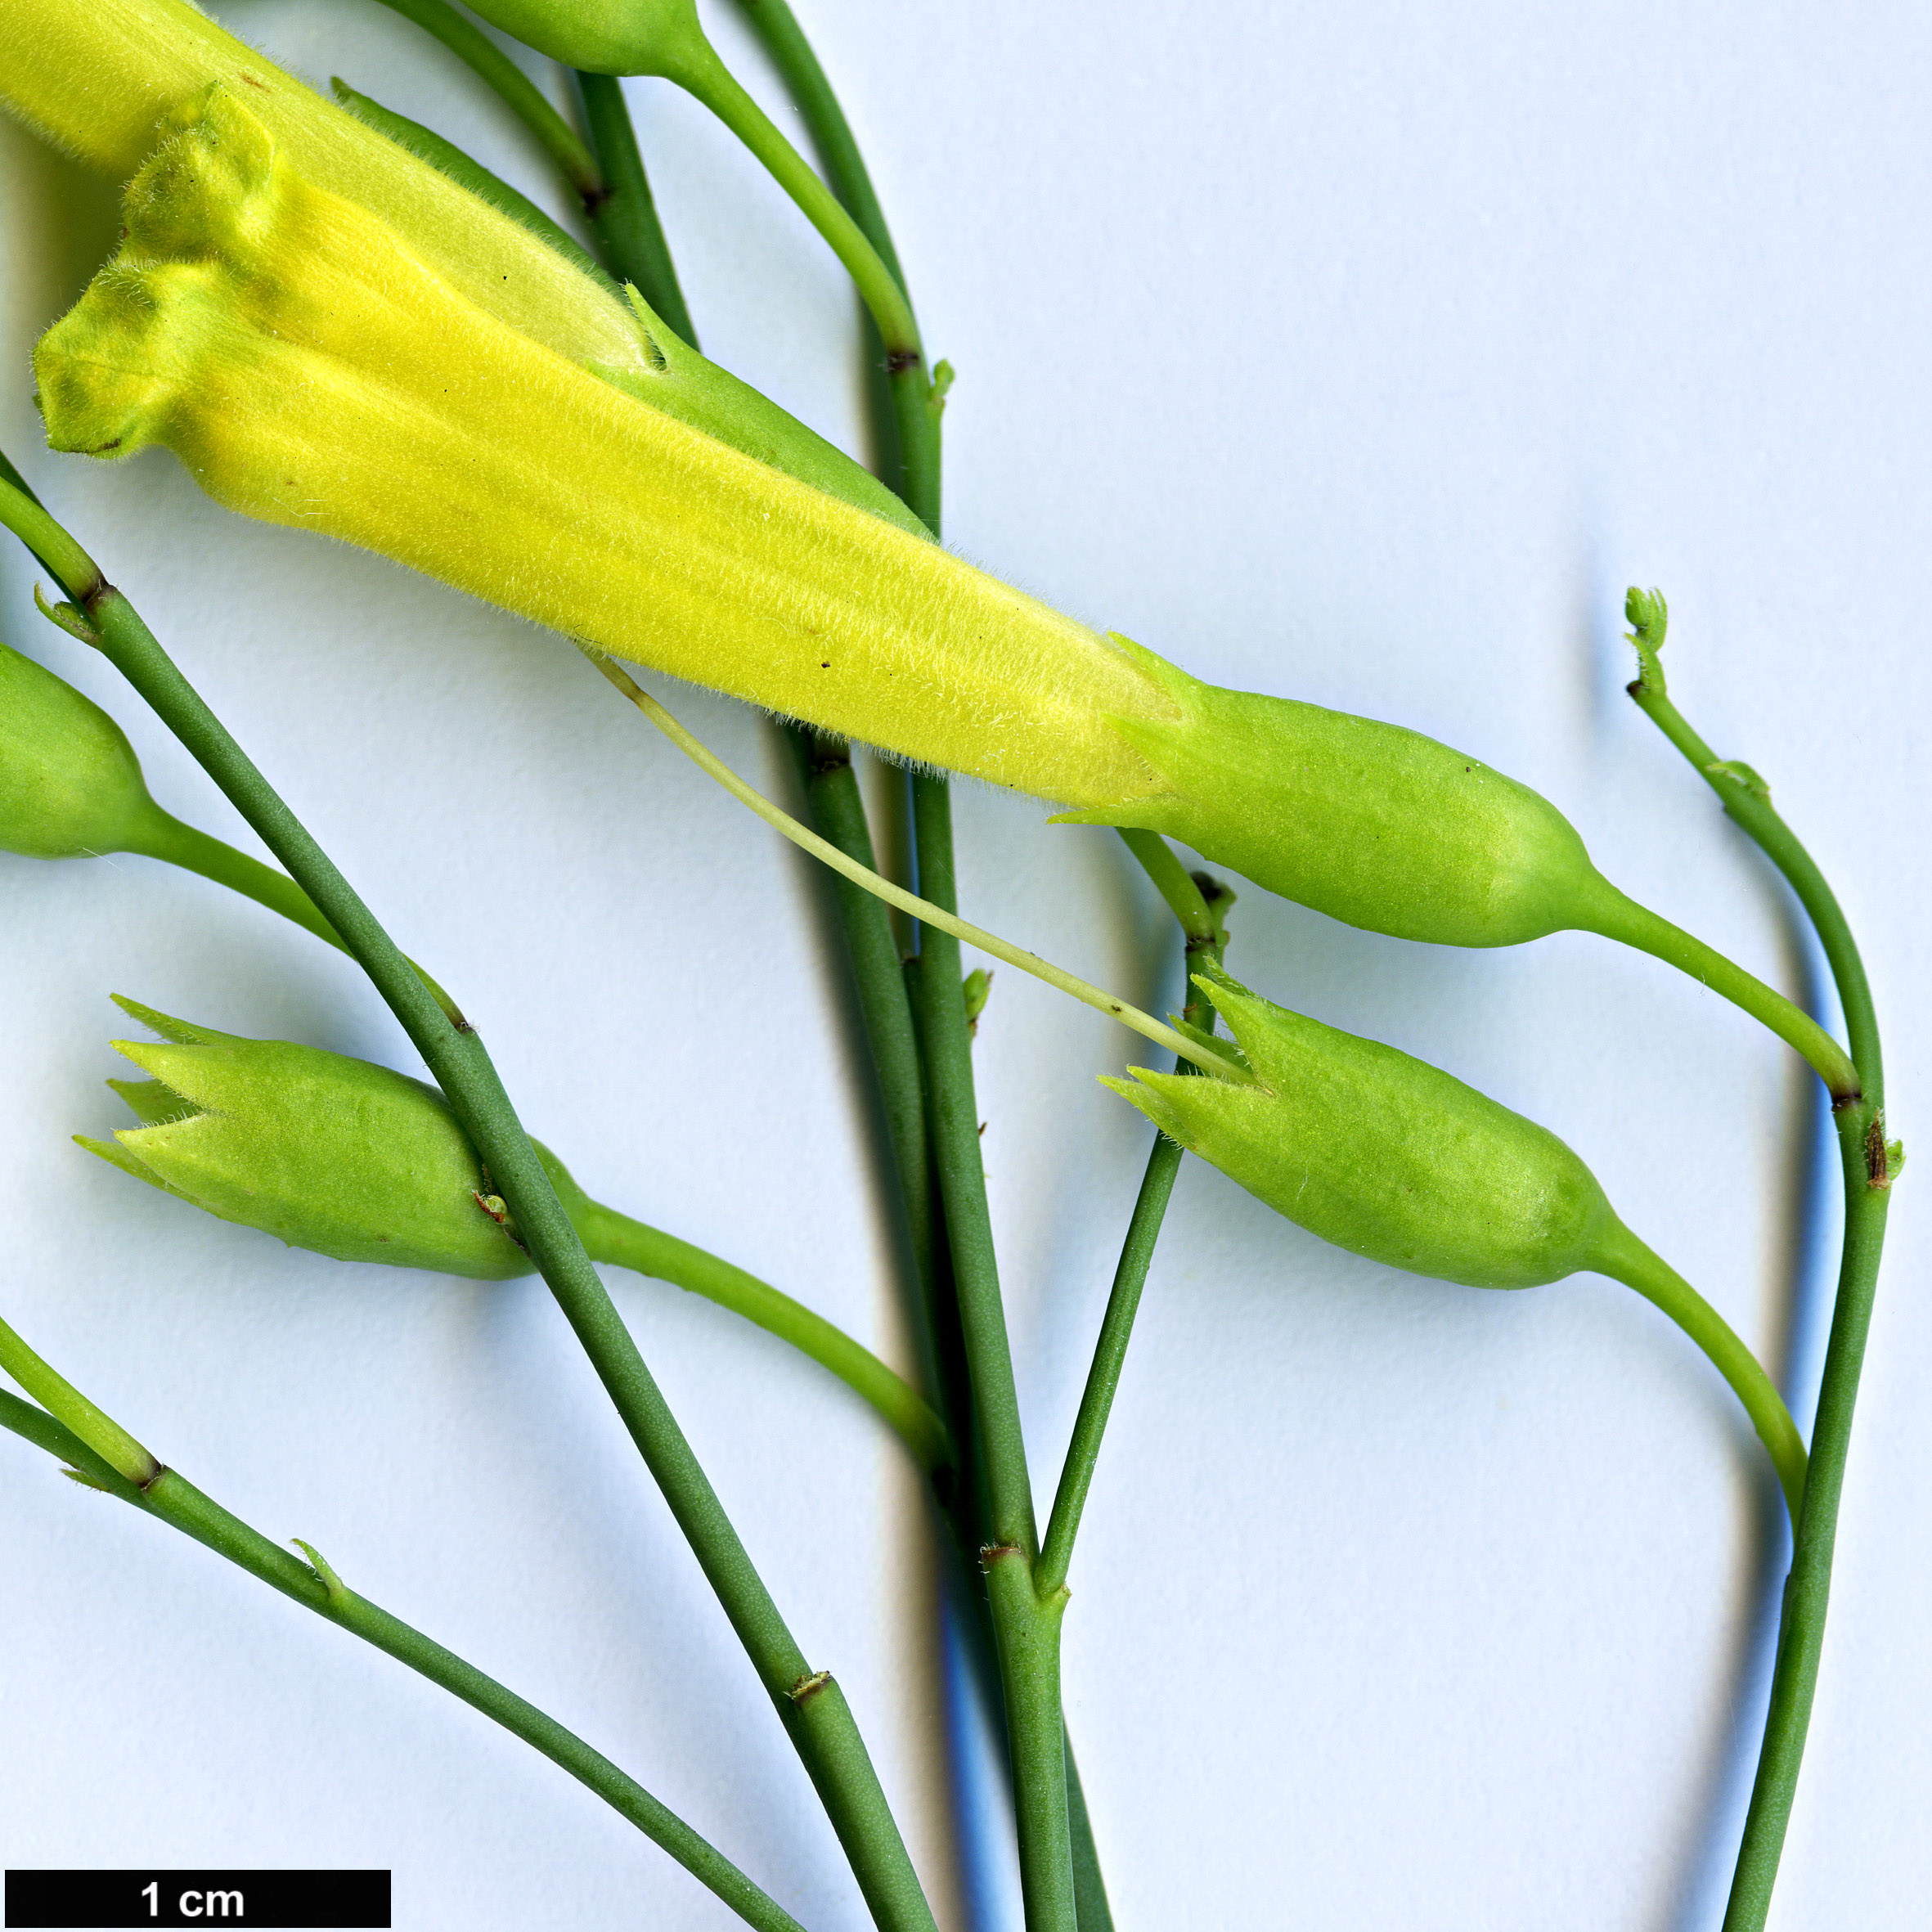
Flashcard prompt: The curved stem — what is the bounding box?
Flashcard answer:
[1592,1227,1808,1527]
[1725,1114,1889,1930]
[0,473,935,1932]
[119,806,465,1027]
[1626,672,1877,1084]
[1113,828,1216,945]
[1623,632,1894,1931]
[366,0,603,195]
[128,812,344,952]
[576,1196,950,1476]
[0,1390,803,1932]
[589,654,1242,1083]
[665,40,919,365]
[1577,879,1860,1105]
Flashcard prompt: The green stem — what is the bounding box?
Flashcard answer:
[0,1312,158,1486]
[1622,630,1894,1930]
[906,774,1074,1932]
[129,811,343,952]
[663,42,917,366]
[1575,880,1860,1105]
[1039,836,1226,1603]
[366,0,604,196]
[983,1548,1075,1932]
[1725,1115,1889,1931]
[1036,1133,1180,1603]
[1591,1228,1808,1527]
[577,72,698,345]
[115,798,467,1026]
[726,0,942,533]
[0,479,933,1932]
[783,734,950,1411]
[905,775,1033,1563]
[0,1389,804,1932]
[574,1194,950,1476]
[1113,829,1216,946]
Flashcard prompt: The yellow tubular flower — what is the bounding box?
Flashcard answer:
[32,85,1175,806]
[2,0,642,373]
[0,2,1873,1099]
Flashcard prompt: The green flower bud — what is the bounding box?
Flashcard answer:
[79,998,532,1278]
[1108,966,1621,1288]
[460,0,707,79]
[0,638,174,861]
[1108,967,1808,1517]
[78,1000,954,1467]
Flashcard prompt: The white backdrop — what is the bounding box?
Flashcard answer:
[2,2,1928,1928]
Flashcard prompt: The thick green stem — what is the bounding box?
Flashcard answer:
[367,0,603,195]
[577,72,697,344]
[1622,642,1894,1931]
[1592,1228,1808,1527]
[984,1548,1075,1932]
[575,1195,950,1476]
[1724,1113,1889,1930]
[907,774,1074,1932]
[0,476,933,1932]
[906,776,1034,1563]
[783,734,950,1404]
[0,1390,802,1932]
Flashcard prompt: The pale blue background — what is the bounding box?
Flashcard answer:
[2,2,1928,1927]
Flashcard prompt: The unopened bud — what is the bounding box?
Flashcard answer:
[460,0,707,77]
[1105,965,1622,1288]
[79,998,535,1278]
[0,638,172,861]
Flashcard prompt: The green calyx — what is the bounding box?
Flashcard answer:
[0,638,176,861]
[1108,968,1809,1519]
[461,0,708,79]
[79,998,533,1278]
[1058,639,1616,950]
[1106,964,1622,1289]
